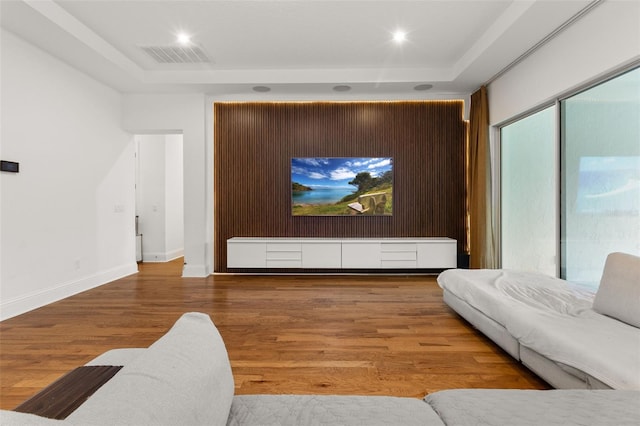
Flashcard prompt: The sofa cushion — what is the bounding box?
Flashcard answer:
[228,395,445,426]
[66,312,234,426]
[0,410,64,425]
[425,389,640,426]
[593,252,640,328]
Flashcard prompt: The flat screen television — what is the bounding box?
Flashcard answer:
[291,157,393,216]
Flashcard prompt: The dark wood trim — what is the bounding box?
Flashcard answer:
[13,366,122,419]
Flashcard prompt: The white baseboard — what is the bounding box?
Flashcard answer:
[141,248,184,263]
[182,263,208,277]
[166,248,184,261]
[0,262,139,321]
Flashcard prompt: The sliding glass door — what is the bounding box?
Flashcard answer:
[500,66,639,287]
[500,107,557,276]
[560,67,640,287]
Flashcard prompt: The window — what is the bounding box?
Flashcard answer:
[500,106,557,276]
[499,66,639,287]
[560,67,640,287]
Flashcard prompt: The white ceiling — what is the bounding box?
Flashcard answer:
[0,0,596,98]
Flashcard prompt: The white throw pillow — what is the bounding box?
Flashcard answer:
[593,252,640,328]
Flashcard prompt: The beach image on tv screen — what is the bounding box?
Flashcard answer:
[291,157,393,216]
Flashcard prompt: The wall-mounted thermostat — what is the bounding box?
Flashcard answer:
[1,161,19,173]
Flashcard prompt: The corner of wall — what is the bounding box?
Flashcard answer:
[182,263,209,278]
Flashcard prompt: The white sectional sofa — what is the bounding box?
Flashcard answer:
[438,252,640,391]
[2,311,639,425]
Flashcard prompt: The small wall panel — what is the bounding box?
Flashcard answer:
[214,101,466,272]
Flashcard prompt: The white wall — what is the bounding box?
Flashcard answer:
[489,0,640,125]
[0,29,137,320]
[122,94,209,276]
[136,134,184,262]
[137,135,166,261]
[164,134,184,259]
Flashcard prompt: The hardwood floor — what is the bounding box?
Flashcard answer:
[0,259,547,409]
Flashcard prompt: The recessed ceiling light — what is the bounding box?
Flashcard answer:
[414,84,433,91]
[176,32,191,45]
[393,30,407,44]
[333,85,351,92]
[252,86,271,92]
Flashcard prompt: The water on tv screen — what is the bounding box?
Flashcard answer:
[291,157,393,216]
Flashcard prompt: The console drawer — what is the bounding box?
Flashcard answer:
[380,251,417,261]
[381,260,418,268]
[266,243,301,252]
[380,243,417,252]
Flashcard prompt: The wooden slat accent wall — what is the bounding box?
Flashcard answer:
[214,101,467,272]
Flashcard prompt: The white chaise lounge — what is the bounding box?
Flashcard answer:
[438,252,640,390]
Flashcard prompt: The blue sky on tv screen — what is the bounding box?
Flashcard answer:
[291,157,392,189]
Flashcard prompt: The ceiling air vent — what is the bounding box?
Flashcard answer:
[140,45,211,64]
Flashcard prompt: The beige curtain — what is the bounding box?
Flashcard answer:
[468,86,497,269]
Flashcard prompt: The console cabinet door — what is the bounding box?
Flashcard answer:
[302,243,342,268]
[417,241,457,268]
[342,242,381,268]
[227,242,266,268]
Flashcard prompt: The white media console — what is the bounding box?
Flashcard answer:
[227,237,457,269]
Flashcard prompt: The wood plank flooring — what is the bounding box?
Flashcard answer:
[0,259,547,409]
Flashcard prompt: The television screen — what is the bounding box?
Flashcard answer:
[291,157,393,216]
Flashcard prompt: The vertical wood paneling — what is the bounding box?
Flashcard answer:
[214,101,466,272]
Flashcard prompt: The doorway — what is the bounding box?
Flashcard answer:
[135,134,184,262]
